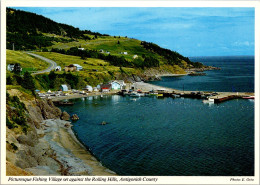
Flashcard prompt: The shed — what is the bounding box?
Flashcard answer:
[60,84,69,91]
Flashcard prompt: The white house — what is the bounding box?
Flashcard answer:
[78,48,85,51]
[73,64,83,71]
[133,55,138,59]
[55,66,61,71]
[110,80,125,90]
[120,52,128,55]
[7,64,15,71]
[86,85,93,92]
[60,84,69,91]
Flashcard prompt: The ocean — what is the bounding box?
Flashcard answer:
[59,56,255,176]
[149,56,254,92]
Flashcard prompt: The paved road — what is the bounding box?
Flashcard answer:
[27,52,57,75]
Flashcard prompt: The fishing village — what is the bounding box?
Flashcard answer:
[4,7,256,179]
[39,80,254,109]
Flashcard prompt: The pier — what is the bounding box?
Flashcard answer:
[125,82,255,104]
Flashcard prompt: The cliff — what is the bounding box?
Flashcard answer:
[6,89,64,176]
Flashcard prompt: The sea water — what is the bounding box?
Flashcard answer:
[149,56,254,92]
[59,56,254,176]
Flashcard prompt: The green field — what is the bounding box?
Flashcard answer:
[6,50,49,74]
[47,35,164,62]
[34,51,136,74]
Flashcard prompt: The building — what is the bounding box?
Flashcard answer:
[55,66,61,71]
[8,63,22,72]
[110,80,126,90]
[110,81,121,90]
[85,85,93,92]
[73,64,83,71]
[60,84,69,91]
[120,52,128,55]
[7,64,15,71]
[64,64,77,72]
[78,48,85,51]
[133,55,138,59]
[100,84,111,93]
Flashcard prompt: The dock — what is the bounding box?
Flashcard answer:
[122,82,255,104]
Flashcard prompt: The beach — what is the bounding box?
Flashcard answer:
[26,119,116,176]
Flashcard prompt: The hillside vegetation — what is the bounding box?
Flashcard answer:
[6,8,205,91]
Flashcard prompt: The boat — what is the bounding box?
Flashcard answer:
[242,96,255,99]
[157,94,164,98]
[130,92,141,97]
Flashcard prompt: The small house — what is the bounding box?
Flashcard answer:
[74,64,83,71]
[100,84,111,93]
[86,85,93,92]
[110,80,126,90]
[110,81,121,90]
[55,66,61,71]
[133,55,138,59]
[7,64,15,71]
[60,84,69,91]
[93,87,98,92]
[78,48,85,51]
[99,49,104,53]
[64,64,76,72]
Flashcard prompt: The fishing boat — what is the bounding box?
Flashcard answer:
[130,92,142,97]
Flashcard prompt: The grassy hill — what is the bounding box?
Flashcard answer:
[6,8,205,91]
[6,50,49,74]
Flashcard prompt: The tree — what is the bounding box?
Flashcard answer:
[117,40,120,44]
[22,71,36,95]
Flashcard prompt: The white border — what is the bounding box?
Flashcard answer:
[1,1,259,185]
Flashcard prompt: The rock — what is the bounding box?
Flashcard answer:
[71,114,79,121]
[64,123,71,128]
[101,121,107,125]
[17,133,38,147]
[61,111,70,121]
[36,99,62,119]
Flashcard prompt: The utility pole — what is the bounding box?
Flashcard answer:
[12,43,14,51]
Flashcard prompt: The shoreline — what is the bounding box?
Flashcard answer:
[48,81,254,102]
[34,82,254,176]
[30,119,117,176]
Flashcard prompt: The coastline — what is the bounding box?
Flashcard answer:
[28,119,117,176]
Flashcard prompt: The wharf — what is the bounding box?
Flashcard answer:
[128,82,254,104]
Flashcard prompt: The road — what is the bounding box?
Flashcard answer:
[27,52,57,75]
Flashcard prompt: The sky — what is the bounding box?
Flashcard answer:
[13,7,255,57]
